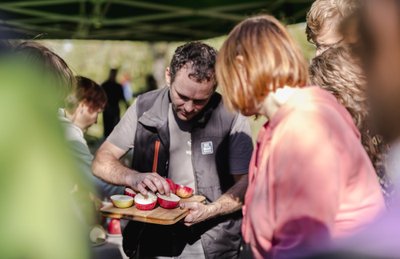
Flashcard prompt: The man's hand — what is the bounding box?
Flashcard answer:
[128,172,170,196]
[92,141,171,196]
[180,175,248,226]
[180,202,220,226]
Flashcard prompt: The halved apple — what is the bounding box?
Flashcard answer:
[124,187,136,198]
[134,192,157,210]
[157,193,180,209]
[176,185,194,198]
[166,178,177,194]
[110,195,134,208]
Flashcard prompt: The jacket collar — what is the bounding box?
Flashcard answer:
[138,87,170,129]
[138,87,222,129]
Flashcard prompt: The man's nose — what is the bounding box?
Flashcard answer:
[184,101,194,113]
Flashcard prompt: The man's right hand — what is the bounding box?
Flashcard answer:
[92,141,171,196]
[128,172,170,196]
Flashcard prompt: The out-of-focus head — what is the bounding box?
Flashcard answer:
[108,68,118,81]
[310,46,388,169]
[306,0,360,56]
[309,46,366,128]
[145,74,158,91]
[166,42,217,121]
[216,15,308,116]
[349,0,400,142]
[14,41,75,102]
[65,76,107,130]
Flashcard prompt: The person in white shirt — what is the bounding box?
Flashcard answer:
[60,76,124,199]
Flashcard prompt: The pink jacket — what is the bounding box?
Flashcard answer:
[242,87,385,259]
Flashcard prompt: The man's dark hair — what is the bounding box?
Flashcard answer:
[169,42,217,85]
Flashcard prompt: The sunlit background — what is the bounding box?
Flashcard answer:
[36,23,315,141]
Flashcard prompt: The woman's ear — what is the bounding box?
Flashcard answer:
[235,55,246,74]
[236,55,244,64]
[235,55,248,85]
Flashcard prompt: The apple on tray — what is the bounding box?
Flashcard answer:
[124,187,136,198]
[176,185,194,198]
[157,193,181,209]
[110,194,134,208]
[165,178,177,194]
[165,178,193,198]
[134,192,157,210]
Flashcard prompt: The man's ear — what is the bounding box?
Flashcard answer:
[76,101,86,114]
[165,67,171,87]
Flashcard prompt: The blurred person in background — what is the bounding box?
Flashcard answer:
[353,0,400,152]
[0,41,90,259]
[310,47,366,129]
[101,68,129,138]
[305,1,400,257]
[216,15,385,259]
[306,0,360,56]
[309,47,393,201]
[144,74,158,92]
[60,76,124,199]
[307,0,392,202]
[121,73,133,103]
[132,74,158,98]
[14,41,76,105]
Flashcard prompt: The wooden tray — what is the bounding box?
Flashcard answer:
[100,195,206,225]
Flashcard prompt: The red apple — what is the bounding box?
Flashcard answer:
[124,187,136,198]
[134,192,157,210]
[107,218,121,235]
[110,194,134,208]
[166,178,177,194]
[157,193,180,209]
[176,185,194,198]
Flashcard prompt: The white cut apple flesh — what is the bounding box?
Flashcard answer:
[134,192,157,210]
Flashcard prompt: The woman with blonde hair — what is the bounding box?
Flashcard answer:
[216,15,385,258]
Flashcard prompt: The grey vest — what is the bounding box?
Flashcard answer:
[123,87,243,259]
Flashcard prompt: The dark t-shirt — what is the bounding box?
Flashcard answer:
[101,80,125,109]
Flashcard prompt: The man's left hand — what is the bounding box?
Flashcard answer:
[180,202,220,226]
